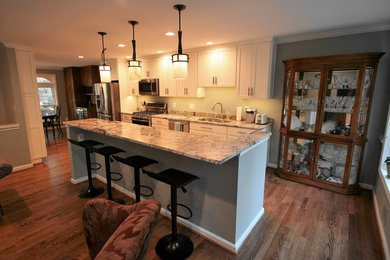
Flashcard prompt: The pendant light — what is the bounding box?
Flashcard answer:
[98,32,111,83]
[172,4,189,80]
[128,20,142,81]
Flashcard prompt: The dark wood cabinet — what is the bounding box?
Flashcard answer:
[277,52,384,194]
[64,66,100,120]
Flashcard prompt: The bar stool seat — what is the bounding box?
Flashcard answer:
[67,139,105,198]
[143,168,199,260]
[113,155,158,202]
[92,146,125,204]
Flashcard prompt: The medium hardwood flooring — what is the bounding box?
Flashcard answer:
[0,136,384,259]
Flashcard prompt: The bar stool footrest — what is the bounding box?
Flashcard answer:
[110,172,123,181]
[90,162,101,171]
[133,185,154,197]
[167,203,193,220]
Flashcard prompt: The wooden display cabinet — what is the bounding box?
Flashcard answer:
[277,52,384,194]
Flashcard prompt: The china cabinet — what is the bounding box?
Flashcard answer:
[277,52,384,194]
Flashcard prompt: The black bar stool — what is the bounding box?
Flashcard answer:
[91,146,125,204]
[112,155,158,202]
[67,139,105,198]
[143,168,199,260]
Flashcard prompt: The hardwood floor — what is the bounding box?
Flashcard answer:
[0,136,384,259]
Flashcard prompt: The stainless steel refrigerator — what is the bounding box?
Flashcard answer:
[94,80,121,121]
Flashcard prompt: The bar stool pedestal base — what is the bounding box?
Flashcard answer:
[78,186,105,198]
[156,234,193,260]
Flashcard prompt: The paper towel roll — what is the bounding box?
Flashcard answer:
[236,106,242,121]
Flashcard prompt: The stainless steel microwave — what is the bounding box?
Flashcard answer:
[139,78,159,96]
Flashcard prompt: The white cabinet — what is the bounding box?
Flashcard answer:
[141,58,159,79]
[158,56,177,97]
[152,118,169,130]
[176,51,205,98]
[190,122,227,139]
[227,127,257,140]
[198,47,236,87]
[127,80,139,96]
[236,39,276,99]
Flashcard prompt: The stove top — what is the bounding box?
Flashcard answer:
[132,102,167,121]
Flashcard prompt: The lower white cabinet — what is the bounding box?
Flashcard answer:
[152,118,169,130]
[227,127,257,140]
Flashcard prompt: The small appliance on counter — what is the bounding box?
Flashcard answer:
[255,113,268,124]
[245,108,256,123]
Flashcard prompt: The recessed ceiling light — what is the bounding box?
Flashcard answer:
[165,32,175,36]
[78,55,84,59]
[117,44,126,47]
[206,41,214,45]
[156,51,163,54]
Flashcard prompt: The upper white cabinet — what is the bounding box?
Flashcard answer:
[158,56,176,97]
[176,51,205,97]
[141,58,159,79]
[236,38,276,99]
[198,47,236,87]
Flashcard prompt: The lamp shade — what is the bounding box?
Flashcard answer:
[99,65,111,83]
[172,53,189,79]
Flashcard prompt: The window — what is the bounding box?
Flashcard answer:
[37,74,58,115]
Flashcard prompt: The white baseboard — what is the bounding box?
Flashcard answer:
[235,208,265,251]
[359,183,374,190]
[267,163,277,169]
[94,174,262,253]
[32,158,42,164]
[70,174,96,184]
[373,191,390,260]
[12,163,34,172]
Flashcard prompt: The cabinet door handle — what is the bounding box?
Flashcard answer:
[200,126,212,130]
[213,76,215,85]
[167,88,169,95]
[132,89,135,94]
[215,77,217,85]
[251,88,254,96]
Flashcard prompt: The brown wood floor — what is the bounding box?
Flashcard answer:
[0,136,384,260]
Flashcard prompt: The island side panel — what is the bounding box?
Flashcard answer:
[67,126,239,244]
[235,137,269,244]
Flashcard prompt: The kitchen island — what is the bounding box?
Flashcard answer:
[65,119,271,252]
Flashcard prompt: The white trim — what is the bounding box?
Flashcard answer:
[235,208,265,251]
[359,183,374,190]
[0,123,20,131]
[12,163,34,172]
[70,174,96,184]
[94,174,263,253]
[31,158,42,164]
[267,163,277,169]
[373,191,390,260]
[277,23,390,44]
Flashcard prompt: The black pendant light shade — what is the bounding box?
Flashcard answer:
[128,20,142,80]
[98,32,111,83]
[172,4,189,79]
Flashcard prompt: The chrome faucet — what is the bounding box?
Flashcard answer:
[212,102,224,117]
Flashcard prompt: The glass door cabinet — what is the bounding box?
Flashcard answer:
[278,52,383,194]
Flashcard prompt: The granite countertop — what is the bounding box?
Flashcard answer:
[151,114,273,130]
[64,119,271,165]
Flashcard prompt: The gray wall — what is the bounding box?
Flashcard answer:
[36,69,69,122]
[0,45,31,166]
[273,30,390,186]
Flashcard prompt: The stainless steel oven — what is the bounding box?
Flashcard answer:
[139,79,159,96]
[131,116,150,126]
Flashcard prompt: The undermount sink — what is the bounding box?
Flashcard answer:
[197,118,231,123]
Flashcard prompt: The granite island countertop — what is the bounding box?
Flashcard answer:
[151,114,273,130]
[65,119,271,165]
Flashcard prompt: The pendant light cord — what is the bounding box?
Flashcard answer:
[100,34,107,65]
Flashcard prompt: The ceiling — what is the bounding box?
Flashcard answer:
[1,0,389,68]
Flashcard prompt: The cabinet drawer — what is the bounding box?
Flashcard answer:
[190,122,227,134]
[121,113,132,123]
[152,118,169,127]
[227,127,256,136]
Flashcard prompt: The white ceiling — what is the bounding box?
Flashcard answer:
[0,0,389,68]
